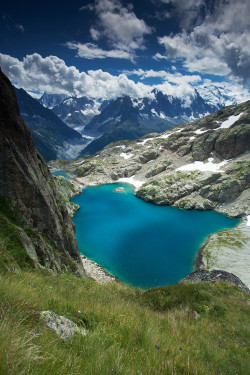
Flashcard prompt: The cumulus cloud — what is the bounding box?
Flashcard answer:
[65,42,133,61]
[0,52,248,105]
[0,52,151,99]
[89,0,152,51]
[124,68,202,85]
[157,0,250,84]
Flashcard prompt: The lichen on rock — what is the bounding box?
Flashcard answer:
[40,311,87,340]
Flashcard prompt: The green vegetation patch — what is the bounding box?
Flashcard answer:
[141,283,211,312]
[0,216,33,271]
[0,271,249,375]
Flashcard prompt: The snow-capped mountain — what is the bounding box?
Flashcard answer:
[34,86,248,159]
[38,93,104,133]
[38,92,69,109]
[198,84,249,108]
[51,96,105,133]
[79,89,218,156]
[15,88,93,161]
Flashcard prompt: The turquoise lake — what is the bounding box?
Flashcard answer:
[52,170,73,179]
[71,183,239,289]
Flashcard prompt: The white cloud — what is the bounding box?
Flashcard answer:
[157,0,250,83]
[153,52,168,61]
[65,42,133,61]
[124,68,201,85]
[0,52,248,105]
[0,53,150,99]
[90,26,101,41]
[90,0,152,52]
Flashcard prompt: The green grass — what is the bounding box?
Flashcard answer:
[0,270,249,375]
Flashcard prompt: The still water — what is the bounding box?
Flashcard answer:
[72,183,239,288]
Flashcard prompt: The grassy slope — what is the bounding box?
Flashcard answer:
[0,270,249,375]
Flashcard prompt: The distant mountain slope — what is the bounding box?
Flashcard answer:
[38,92,69,109]
[52,96,102,133]
[80,91,217,156]
[15,88,86,161]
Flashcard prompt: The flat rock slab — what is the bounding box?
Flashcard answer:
[40,311,87,340]
[113,187,125,193]
[180,270,249,292]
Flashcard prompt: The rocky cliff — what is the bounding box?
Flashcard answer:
[0,69,85,275]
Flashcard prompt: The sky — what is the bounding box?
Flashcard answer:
[0,0,250,103]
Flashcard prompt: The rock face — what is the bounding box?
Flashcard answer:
[180,270,249,292]
[0,69,85,275]
[40,311,87,340]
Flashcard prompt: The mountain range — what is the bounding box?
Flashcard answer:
[13,85,248,161]
[35,88,219,158]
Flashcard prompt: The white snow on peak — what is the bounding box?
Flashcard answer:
[64,98,74,106]
[176,157,229,173]
[218,112,244,129]
[118,176,145,189]
[120,152,134,159]
[81,108,100,116]
[151,108,159,116]
[189,136,196,140]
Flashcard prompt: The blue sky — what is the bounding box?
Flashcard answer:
[0,0,249,102]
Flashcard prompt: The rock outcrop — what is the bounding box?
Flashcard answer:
[39,311,87,340]
[0,69,85,275]
[180,270,249,292]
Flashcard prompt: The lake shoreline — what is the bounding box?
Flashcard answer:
[70,179,243,287]
[52,169,248,287]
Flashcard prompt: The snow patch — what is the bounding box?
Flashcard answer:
[137,137,155,145]
[190,136,196,140]
[194,128,209,135]
[246,215,250,227]
[218,113,244,129]
[159,112,166,119]
[120,152,134,159]
[176,158,229,173]
[115,145,126,150]
[118,176,145,188]
[158,133,171,139]
[151,108,159,117]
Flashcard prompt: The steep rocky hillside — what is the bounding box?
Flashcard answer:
[15,88,88,161]
[0,69,84,275]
